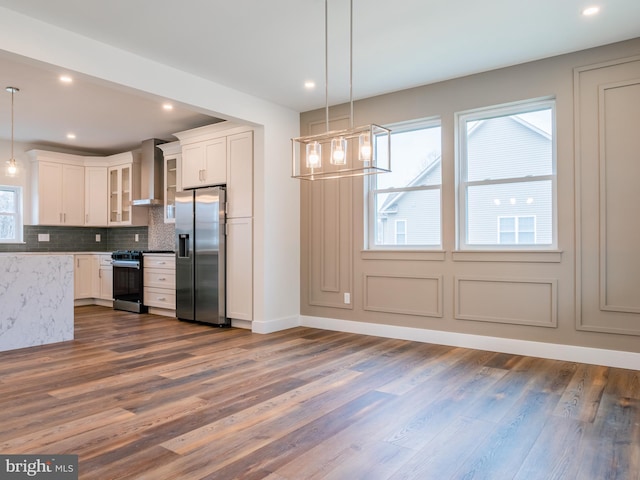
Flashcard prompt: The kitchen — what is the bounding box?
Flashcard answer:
[1,115,256,351]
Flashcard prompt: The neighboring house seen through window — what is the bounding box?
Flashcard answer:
[457,99,556,249]
[0,185,23,243]
[498,216,536,244]
[367,119,442,249]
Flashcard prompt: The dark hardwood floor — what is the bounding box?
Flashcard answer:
[0,306,638,479]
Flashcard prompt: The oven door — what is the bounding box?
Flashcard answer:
[112,260,147,313]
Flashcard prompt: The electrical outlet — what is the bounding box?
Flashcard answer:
[135,234,139,242]
[344,292,351,304]
[37,233,50,242]
[95,234,101,242]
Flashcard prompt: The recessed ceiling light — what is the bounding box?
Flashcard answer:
[304,81,316,89]
[66,133,76,140]
[59,75,73,83]
[162,103,174,111]
[582,6,600,16]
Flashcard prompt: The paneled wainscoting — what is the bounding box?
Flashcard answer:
[0,306,638,479]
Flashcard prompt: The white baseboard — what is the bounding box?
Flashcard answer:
[231,318,252,330]
[252,314,300,334]
[299,315,640,370]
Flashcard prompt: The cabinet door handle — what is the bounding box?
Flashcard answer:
[63,213,66,223]
[158,277,166,281]
[99,269,102,278]
[158,297,166,301]
[202,169,207,181]
[86,214,89,223]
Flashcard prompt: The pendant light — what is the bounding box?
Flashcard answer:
[5,86,19,177]
[292,0,390,180]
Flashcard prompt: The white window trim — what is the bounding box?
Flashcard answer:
[365,117,442,250]
[0,185,24,244]
[455,97,557,251]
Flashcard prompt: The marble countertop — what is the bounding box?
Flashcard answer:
[0,251,113,256]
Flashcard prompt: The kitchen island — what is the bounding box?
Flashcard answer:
[0,253,74,352]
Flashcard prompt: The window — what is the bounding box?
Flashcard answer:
[498,216,536,244]
[395,220,407,245]
[457,99,556,250]
[367,119,442,249]
[0,186,23,243]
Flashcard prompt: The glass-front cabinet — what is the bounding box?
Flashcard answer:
[159,141,182,224]
[108,164,131,224]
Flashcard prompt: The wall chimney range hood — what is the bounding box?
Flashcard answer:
[132,138,166,206]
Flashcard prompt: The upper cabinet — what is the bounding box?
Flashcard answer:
[175,122,253,194]
[85,166,108,226]
[30,153,85,226]
[226,131,253,218]
[108,152,147,226]
[158,141,182,224]
[29,149,147,227]
[181,137,227,189]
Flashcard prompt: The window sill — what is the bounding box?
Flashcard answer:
[452,250,563,263]
[361,250,446,261]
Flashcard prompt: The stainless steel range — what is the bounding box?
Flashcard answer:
[111,250,146,313]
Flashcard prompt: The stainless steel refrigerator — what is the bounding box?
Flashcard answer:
[175,186,228,326]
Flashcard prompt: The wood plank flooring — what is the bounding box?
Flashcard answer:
[0,305,638,479]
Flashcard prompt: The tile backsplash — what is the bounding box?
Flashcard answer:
[0,225,149,252]
[0,206,175,253]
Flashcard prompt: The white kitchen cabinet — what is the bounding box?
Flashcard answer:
[84,166,108,226]
[74,254,94,300]
[33,161,85,226]
[97,255,113,301]
[226,217,253,321]
[181,137,226,189]
[159,141,182,223]
[143,254,176,315]
[226,131,253,218]
[108,159,147,226]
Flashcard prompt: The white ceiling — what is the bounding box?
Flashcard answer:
[0,0,639,154]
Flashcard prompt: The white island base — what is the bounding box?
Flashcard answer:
[0,254,74,352]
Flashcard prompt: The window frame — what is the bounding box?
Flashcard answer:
[0,185,24,244]
[365,117,443,251]
[456,98,557,251]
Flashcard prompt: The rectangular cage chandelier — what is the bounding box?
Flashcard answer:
[291,0,391,181]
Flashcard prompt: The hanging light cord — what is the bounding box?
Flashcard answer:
[10,88,15,162]
[324,0,354,131]
[324,0,329,132]
[349,0,354,129]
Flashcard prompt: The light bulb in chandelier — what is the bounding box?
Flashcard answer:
[358,133,371,162]
[330,137,347,165]
[6,159,17,176]
[306,141,322,169]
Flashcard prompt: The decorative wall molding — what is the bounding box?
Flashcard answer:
[454,276,557,328]
[363,273,443,317]
[574,56,640,336]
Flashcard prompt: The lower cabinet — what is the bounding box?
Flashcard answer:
[74,255,94,300]
[143,254,176,315]
[74,254,112,304]
[97,255,113,301]
[227,217,253,321]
